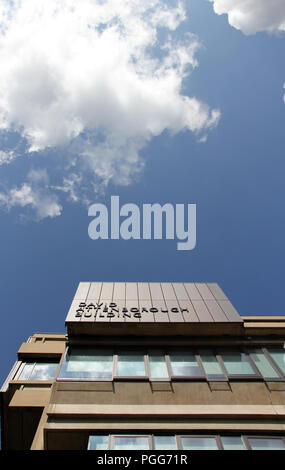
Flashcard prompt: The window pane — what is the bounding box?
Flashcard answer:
[154,436,177,450]
[268,349,285,374]
[221,436,245,450]
[88,435,109,450]
[198,350,226,379]
[220,352,256,376]
[58,348,113,379]
[113,436,150,450]
[181,437,219,450]
[148,350,169,379]
[17,362,58,380]
[117,351,146,376]
[248,438,285,450]
[250,349,280,379]
[17,363,34,380]
[30,362,58,380]
[169,352,202,376]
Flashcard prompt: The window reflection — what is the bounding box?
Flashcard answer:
[88,435,109,450]
[149,350,169,378]
[154,436,177,450]
[113,436,150,450]
[58,348,113,379]
[247,438,285,450]
[220,436,245,450]
[181,437,219,450]
[117,351,146,376]
[169,352,202,377]
[220,352,256,376]
[17,361,59,381]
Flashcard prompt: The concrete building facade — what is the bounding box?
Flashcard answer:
[1,282,285,450]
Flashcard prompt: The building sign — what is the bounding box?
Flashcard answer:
[75,301,190,319]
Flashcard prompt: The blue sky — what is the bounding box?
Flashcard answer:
[0,0,284,383]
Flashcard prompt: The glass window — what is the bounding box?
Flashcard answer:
[116,351,146,376]
[113,436,150,450]
[169,352,202,377]
[148,350,169,379]
[220,436,245,450]
[250,349,281,379]
[88,435,109,450]
[181,436,219,450]
[154,436,177,450]
[17,361,59,380]
[268,349,285,375]
[17,362,34,380]
[88,434,285,451]
[58,348,113,379]
[198,350,226,379]
[247,437,285,450]
[220,351,257,376]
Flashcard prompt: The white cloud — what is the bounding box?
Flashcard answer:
[0,169,62,219]
[0,0,220,218]
[0,149,16,165]
[208,0,285,35]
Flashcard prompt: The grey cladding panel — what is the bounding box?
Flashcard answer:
[113,283,125,300]
[205,300,228,322]
[184,283,202,300]
[218,300,242,322]
[87,282,102,301]
[195,283,215,300]
[172,283,188,300]
[138,283,151,301]
[177,300,199,322]
[149,283,164,300]
[100,282,114,300]
[207,283,228,301]
[192,300,213,322]
[74,282,91,300]
[164,300,184,322]
[126,283,138,300]
[161,283,176,300]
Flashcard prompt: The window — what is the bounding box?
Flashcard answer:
[198,350,226,380]
[154,435,177,450]
[169,351,202,378]
[88,434,285,450]
[219,351,258,377]
[88,435,109,450]
[220,436,245,450]
[249,349,281,379]
[246,437,285,450]
[268,348,285,375]
[57,346,285,382]
[112,436,150,450]
[15,360,59,381]
[180,436,219,450]
[58,347,113,380]
[148,350,169,379]
[116,351,146,377]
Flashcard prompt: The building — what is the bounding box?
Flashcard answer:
[1,282,285,451]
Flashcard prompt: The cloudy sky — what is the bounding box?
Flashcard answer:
[0,0,284,382]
